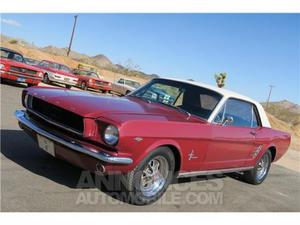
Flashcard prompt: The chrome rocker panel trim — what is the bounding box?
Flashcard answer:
[15,110,133,165]
[177,166,254,178]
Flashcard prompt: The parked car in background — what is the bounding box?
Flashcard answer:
[73,69,111,93]
[111,78,141,96]
[15,78,291,205]
[0,47,43,87]
[24,57,40,66]
[36,60,78,89]
[77,63,98,73]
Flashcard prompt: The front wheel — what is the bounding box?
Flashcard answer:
[27,83,36,87]
[243,150,272,185]
[123,147,175,205]
[65,84,72,89]
[80,82,87,90]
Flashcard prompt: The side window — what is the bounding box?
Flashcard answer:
[214,98,260,128]
[13,54,24,62]
[213,104,225,124]
[39,61,49,68]
[251,106,260,128]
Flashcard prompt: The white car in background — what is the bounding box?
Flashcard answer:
[111,78,141,95]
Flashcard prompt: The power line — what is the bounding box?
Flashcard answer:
[266,85,275,108]
[67,15,78,57]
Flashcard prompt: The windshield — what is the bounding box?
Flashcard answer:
[75,70,99,78]
[130,79,223,120]
[125,80,141,88]
[1,49,24,63]
[24,58,40,66]
[58,64,71,73]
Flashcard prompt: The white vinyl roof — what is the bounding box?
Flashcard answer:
[158,77,271,127]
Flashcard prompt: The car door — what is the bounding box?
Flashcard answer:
[115,79,125,94]
[202,98,259,170]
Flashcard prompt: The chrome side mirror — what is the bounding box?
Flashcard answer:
[222,116,234,127]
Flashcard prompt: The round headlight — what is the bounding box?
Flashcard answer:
[103,125,119,145]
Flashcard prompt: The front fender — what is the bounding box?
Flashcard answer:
[134,138,183,169]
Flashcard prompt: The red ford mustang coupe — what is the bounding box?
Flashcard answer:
[72,69,112,93]
[15,78,290,205]
[0,47,43,87]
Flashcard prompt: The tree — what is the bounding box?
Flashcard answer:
[215,73,227,88]
[122,59,141,77]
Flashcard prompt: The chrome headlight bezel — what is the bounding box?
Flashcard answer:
[23,93,33,108]
[103,125,119,146]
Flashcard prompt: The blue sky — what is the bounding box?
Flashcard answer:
[1,14,299,103]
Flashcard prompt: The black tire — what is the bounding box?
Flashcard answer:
[125,90,131,95]
[101,90,108,94]
[65,84,72,89]
[122,147,175,205]
[243,150,272,185]
[43,74,50,84]
[81,82,87,90]
[27,83,36,87]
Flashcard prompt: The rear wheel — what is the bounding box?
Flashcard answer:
[122,147,175,205]
[27,83,36,87]
[80,82,87,90]
[65,84,72,89]
[243,150,272,185]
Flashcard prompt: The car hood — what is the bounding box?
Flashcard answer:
[26,87,205,123]
[0,58,42,72]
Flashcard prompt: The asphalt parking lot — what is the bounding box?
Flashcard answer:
[1,81,300,212]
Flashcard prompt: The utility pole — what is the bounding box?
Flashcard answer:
[266,85,275,108]
[67,15,78,57]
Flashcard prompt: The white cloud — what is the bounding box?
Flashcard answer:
[1,18,21,27]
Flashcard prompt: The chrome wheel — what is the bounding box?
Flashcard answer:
[140,156,169,197]
[81,82,87,90]
[256,153,270,181]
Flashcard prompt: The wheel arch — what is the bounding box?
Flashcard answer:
[268,146,276,162]
[141,141,182,174]
[160,144,182,174]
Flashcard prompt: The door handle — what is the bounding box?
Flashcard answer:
[250,131,257,136]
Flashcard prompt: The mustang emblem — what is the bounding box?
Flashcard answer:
[251,145,263,158]
[188,150,198,160]
[134,137,143,142]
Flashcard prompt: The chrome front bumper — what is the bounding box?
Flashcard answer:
[15,110,133,165]
[0,70,41,80]
[48,74,77,86]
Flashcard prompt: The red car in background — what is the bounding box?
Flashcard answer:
[0,47,43,87]
[36,60,78,89]
[73,68,112,93]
